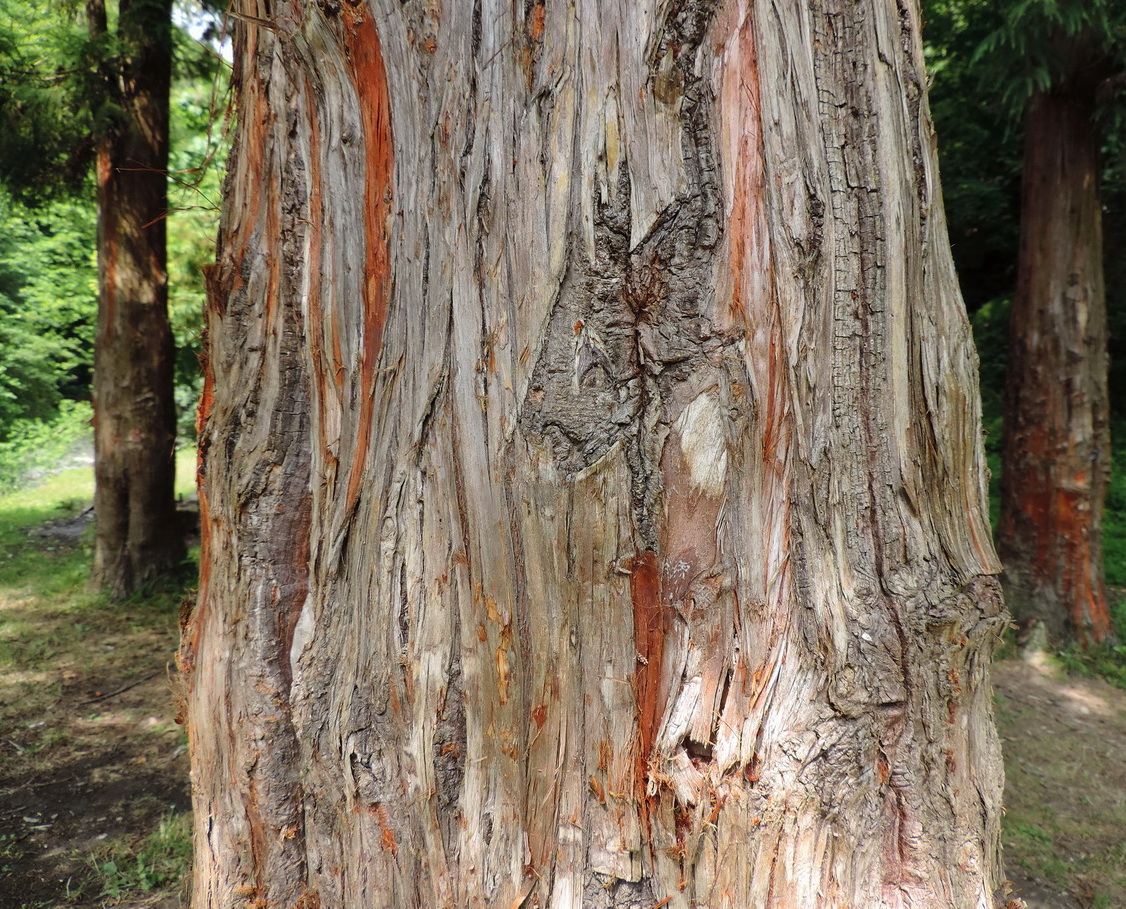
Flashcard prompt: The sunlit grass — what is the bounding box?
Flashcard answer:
[0,443,197,905]
[90,810,193,901]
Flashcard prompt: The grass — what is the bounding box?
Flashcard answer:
[1104,439,1126,589]
[0,444,197,906]
[996,674,1126,906]
[90,811,193,901]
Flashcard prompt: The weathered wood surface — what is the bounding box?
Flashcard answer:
[184,0,1010,905]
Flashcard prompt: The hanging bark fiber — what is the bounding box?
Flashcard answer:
[183,0,1013,906]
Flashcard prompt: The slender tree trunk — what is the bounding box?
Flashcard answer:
[88,0,181,598]
[999,85,1111,646]
[183,1,1011,906]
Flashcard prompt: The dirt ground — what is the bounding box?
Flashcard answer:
[995,659,1126,908]
[0,513,190,909]
[0,518,1123,907]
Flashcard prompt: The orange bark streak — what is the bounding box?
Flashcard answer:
[303,88,338,469]
[341,5,393,512]
[630,550,664,805]
[1003,418,1111,644]
[96,145,118,339]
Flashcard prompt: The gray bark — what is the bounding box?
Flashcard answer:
[183,1,1012,906]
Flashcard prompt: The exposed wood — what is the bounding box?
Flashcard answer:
[184,0,1011,905]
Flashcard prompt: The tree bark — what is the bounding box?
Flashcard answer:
[183,1,1011,906]
[88,0,182,598]
[999,83,1111,647]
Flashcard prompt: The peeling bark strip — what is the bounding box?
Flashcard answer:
[187,0,1011,907]
[182,14,316,906]
[339,1,394,513]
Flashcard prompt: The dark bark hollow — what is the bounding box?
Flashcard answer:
[183,1,1011,906]
[89,0,182,598]
[999,85,1112,646]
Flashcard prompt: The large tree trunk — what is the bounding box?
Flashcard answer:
[89,0,182,598]
[999,83,1111,647]
[183,1,1010,906]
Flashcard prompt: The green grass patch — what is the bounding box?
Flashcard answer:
[1056,642,1126,690]
[0,447,197,906]
[1104,437,1126,589]
[89,811,193,901]
[0,402,93,492]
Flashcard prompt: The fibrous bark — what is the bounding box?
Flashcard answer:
[184,1,1011,906]
[1000,79,1112,647]
[89,0,181,598]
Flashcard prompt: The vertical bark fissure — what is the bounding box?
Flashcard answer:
[185,20,318,905]
[189,0,1011,905]
[340,1,395,515]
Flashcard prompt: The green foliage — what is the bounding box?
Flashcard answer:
[1104,428,1126,587]
[924,1,1022,312]
[975,0,1126,114]
[0,4,228,444]
[167,50,227,438]
[969,297,1010,447]
[0,0,102,202]
[91,811,192,900]
[0,401,92,491]
[0,191,96,430]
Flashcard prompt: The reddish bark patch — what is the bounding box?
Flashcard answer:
[722,12,770,328]
[521,1,546,88]
[1054,487,1111,645]
[630,550,665,796]
[340,4,394,512]
[531,704,548,729]
[96,144,118,339]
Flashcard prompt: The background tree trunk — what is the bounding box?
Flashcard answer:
[999,82,1111,647]
[183,0,1010,906]
[89,0,181,598]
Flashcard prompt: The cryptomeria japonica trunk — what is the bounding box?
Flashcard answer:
[183,0,1012,906]
[999,76,1112,647]
[88,0,182,598]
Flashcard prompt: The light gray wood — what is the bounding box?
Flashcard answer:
[183,1,1013,906]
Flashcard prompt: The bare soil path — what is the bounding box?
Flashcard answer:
[995,659,1126,908]
[0,510,191,908]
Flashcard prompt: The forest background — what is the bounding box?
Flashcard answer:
[7,0,1121,640]
[0,0,1124,906]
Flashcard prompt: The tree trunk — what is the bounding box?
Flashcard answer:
[89,0,182,598]
[183,1,1011,906]
[999,85,1111,646]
